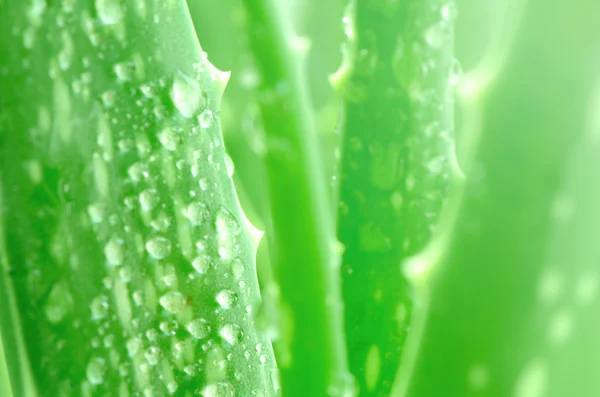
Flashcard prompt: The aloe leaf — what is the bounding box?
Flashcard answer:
[240,0,352,396]
[332,1,456,395]
[0,336,12,397]
[188,0,272,233]
[0,1,275,396]
[392,0,600,395]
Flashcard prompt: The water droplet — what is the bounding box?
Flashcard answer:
[215,207,241,260]
[425,23,446,49]
[86,357,106,385]
[145,347,160,365]
[95,0,123,25]
[219,324,242,345]
[87,203,105,224]
[104,237,124,266]
[140,84,154,98]
[114,62,133,82]
[224,153,234,178]
[128,162,148,183]
[132,291,144,307]
[159,291,186,313]
[146,236,172,259]
[28,0,47,19]
[159,320,178,335]
[166,381,178,394]
[203,382,235,397]
[139,189,159,211]
[187,318,210,339]
[198,109,214,129]
[199,178,209,191]
[101,91,116,107]
[441,2,458,21]
[44,282,73,324]
[90,296,109,320]
[146,328,159,342]
[159,127,179,151]
[185,202,208,225]
[216,290,236,309]
[171,73,205,118]
[126,338,142,357]
[191,255,211,274]
[426,156,446,174]
[231,259,245,280]
[58,32,74,71]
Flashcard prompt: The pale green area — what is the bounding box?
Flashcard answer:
[1,336,13,397]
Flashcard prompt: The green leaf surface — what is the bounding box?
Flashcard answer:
[0,1,275,396]
[396,0,600,395]
[334,1,456,395]
[240,0,352,396]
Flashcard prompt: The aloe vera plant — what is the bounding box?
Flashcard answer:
[2,0,600,396]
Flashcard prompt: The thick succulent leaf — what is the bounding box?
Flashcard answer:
[240,0,352,396]
[333,1,456,395]
[0,1,275,396]
[396,0,600,395]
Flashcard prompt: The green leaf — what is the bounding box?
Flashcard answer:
[333,1,457,395]
[0,1,275,396]
[393,0,600,395]
[240,0,352,396]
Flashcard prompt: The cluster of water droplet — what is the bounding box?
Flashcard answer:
[8,0,278,395]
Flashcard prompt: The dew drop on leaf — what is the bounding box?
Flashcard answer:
[203,382,235,397]
[90,296,109,320]
[44,282,73,324]
[424,23,446,49]
[187,318,210,339]
[216,290,236,309]
[219,324,242,345]
[144,346,160,365]
[231,259,245,280]
[86,357,106,385]
[95,0,123,25]
[441,2,458,21]
[185,202,208,225]
[191,255,211,274]
[146,236,172,259]
[158,127,179,151]
[87,202,105,223]
[198,109,214,128]
[104,237,124,266]
[126,338,142,357]
[139,189,159,211]
[159,291,186,313]
[224,153,235,178]
[114,62,133,82]
[171,73,205,118]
